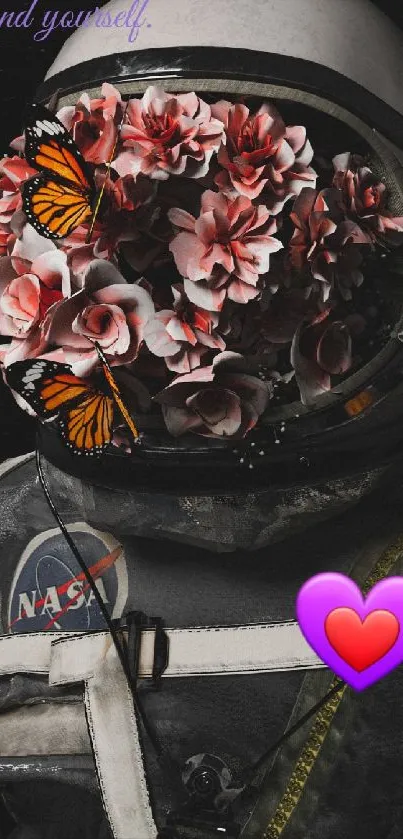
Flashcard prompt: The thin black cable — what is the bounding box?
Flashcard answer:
[243,678,345,786]
[35,444,177,772]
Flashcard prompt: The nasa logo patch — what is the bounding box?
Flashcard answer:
[8,524,128,634]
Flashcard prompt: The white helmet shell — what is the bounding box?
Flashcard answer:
[44,0,403,118]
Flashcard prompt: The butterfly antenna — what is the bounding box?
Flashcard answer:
[35,443,172,769]
[86,95,131,245]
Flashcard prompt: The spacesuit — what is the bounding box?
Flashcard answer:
[0,448,403,839]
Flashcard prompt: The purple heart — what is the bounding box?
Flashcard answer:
[296,572,403,691]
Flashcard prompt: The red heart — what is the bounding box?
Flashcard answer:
[325,607,400,672]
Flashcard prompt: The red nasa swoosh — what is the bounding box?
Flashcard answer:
[8,546,122,631]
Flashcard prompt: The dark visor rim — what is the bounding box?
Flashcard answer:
[35,46,403,150]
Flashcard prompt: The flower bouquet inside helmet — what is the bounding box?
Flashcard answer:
[1,84,403,490]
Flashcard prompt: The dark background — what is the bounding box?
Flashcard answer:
[0,0,401,461]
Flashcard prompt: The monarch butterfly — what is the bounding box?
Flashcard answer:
[21,103,95,240]
[5,344,139,456]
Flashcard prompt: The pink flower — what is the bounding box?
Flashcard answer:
[289,188,369,301]
[144,284,225,374]
[44,260,154,376]
[291,315,352,404]
[0,157,38,258]
[61,173,157,279]
[8,225,71,293]
[57,83,123,164]
[0,224,12,256]
[0,273,42,339]
[60,223,110,282]
[0,234,70,365]
[155,351,271,438]
[105,171,156,213]
[168,190,282,311]
[0,156,37,224]
[114,86,224,180]
[332,152,403,247]
[212,100,316,212]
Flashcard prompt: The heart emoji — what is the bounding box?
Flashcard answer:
[296,573,403,691]
[325,608,399,672]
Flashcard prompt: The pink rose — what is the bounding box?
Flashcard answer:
[0,156,37,224]
[168,190,282,311]
[155,351,270,438]
[57,83,123,164]
[0,223,12,257]
[212,100,316,212]
[0,157,38,258]
[144,284,225,374]
[0,239,69,365]
[8,225,71,293]
[0,274,42,339]
[45,260,154,376]
[114,86,224,180]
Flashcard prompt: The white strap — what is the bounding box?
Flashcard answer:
[0,631,156,839]
[83,637,156,839]
[0,622,322,683]
[0,623,322,839]
[0,631,72,674]
[157,621,323,676]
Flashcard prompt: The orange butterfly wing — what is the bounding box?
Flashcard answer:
[5,361,114,456]
[99,361,139,440]
[60,391,114,455]
[24,176,92,239]
[22,104,94,240]
[92,342,139,440]
[30,135,92,190]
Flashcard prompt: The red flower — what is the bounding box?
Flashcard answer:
[169,190,282,311]
[144,284,225,374]
[114,86,224,180]
[212,100,316,212]
[155,351,271,438]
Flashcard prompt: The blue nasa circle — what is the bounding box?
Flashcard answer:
[9,531,120,634]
